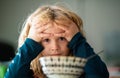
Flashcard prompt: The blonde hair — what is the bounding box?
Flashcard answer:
[18,5,84,78]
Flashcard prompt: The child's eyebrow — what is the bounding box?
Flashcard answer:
[42,37,49,39]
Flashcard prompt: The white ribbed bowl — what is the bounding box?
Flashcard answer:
[39,56,87,78]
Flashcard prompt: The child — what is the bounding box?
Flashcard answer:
[5,5,109,78]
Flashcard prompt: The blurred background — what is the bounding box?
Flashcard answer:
[0,0,120,78]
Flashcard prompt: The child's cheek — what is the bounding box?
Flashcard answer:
[41,48,50,56]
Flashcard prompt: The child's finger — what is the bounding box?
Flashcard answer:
[54,33,66,37]
[57,25,69,31]
[37,25,51,33]
[39,33,51,38]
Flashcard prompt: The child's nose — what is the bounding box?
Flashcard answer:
[51,41,59,51]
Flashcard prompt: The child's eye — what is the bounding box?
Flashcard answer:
[59,37,66,41]
[43,39,50,42]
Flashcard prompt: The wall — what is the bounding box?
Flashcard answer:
[84,0,120,66]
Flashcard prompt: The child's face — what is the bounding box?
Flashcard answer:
[41,23,70,56]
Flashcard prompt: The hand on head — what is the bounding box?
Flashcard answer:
[28,22,79,43]
[28,24,51,43]
[54,22,79,41]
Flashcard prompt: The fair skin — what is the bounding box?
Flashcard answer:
[41,22,70,56]
[28,20,79,56]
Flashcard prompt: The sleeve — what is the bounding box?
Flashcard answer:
[4,38,44,78]
[68,32,109,78]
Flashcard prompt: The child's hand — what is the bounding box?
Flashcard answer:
[55,22,79,41]
[28,25,51,43]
